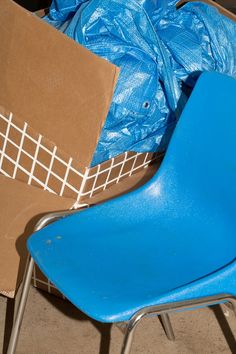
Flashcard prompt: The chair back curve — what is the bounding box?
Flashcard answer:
[146,72,236,212]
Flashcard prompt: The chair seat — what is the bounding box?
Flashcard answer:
[28,199,236,323]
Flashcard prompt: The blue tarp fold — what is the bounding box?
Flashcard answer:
[44,0,236,166]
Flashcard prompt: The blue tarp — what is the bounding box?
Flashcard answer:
[44,0,236,166]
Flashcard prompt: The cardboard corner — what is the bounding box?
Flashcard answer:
[0,175,75,297]
[0,0,119,171]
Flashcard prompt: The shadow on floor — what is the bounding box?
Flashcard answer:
[211,304,236,354]
[3,292,236,354]
[36,290,112,354]
[2,298,15,354]
[2,287,112,354]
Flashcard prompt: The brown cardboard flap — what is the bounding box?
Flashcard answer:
[0,0,119,170]
[0,174,74,297]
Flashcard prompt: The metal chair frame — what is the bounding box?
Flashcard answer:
[6,211,236,354]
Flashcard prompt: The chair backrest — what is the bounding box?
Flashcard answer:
[153,72,236,215]
[35,72,235,291]
[136,72,236,278]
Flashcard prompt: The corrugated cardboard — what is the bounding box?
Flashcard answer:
[0,0,159,298]
[0,0,119,170]
[0,0,235,299]
[0,174,74,298]
[0,0,120,298]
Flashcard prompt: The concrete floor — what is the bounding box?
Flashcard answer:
[0,288,236,354]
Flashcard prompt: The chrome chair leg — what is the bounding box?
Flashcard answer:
[121,322,137,354]
[121,313,144,354]
[120,295,236,354]
[224,301,236,318]
[6,257,34,354]
[120,312,175,354]
[160,313,175,341]
[229,300,236,317]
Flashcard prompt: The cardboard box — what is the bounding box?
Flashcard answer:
[0,0,161,298]
[0,0,235,299]
[0,174,74,298]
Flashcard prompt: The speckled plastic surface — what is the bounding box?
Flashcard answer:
[28,72,236,323]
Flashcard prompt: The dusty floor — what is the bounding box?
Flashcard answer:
[0,287,235,354]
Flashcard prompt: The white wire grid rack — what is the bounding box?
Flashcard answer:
[0,111,86,199]
[80,150,159,200]
[0,110,158,204]
[0,110,159,296]
[32,266,66,299]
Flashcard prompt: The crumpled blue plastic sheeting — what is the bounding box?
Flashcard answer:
[44,0,236,166]
[152,1,236,84]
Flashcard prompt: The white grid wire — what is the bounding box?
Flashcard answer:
[0,113,84,177]
[28,133,42,185]
[143,151,150,167]
[74,167,90,204]
[129,153,139,177]
[12,122,28,179]
[0,110,159,298]
[80,152,158,198]
[103,157,114,191]
[59,157,73,196]
[0,112,84,198]
[32,267,66,299]
[116,151,128,184]
[0,112,13,172]
[0,111,158,201]
[89,163,101,198]
[44,145,57,191]
[87,152,155,181]
[32,270,55,293]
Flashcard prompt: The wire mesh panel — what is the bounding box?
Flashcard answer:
[0,110,85,200]
[32,265,65,299]
[81,151,160,200]
[0,109,159,203]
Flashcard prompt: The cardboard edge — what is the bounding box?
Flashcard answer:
[87,65,120,168]
[0,0,120,171]
[0,173,76,297]
[177,0,236,21]
[0,289,15,298]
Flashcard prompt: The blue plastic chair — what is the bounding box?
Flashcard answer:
[7,72,236,354]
